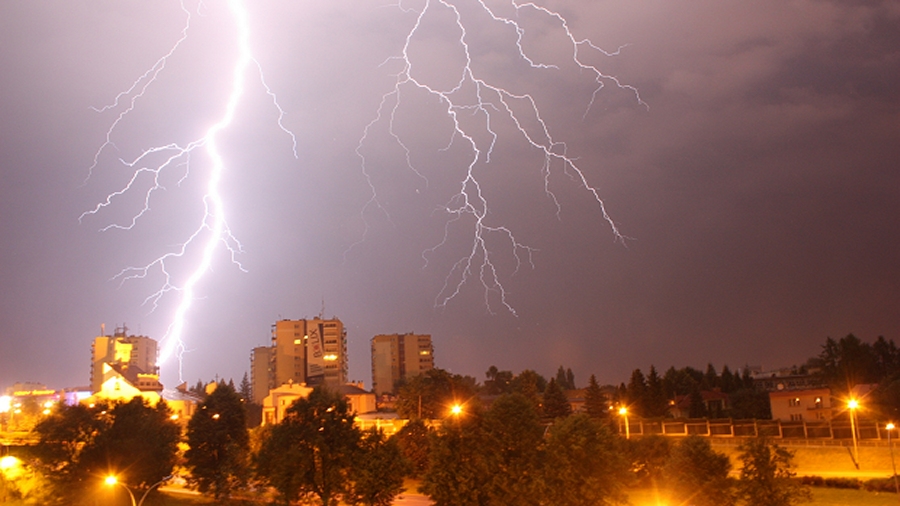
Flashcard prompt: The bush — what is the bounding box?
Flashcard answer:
[823,477,862,489]
[863,477,900,493]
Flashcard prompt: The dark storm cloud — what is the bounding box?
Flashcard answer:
[0,0,897,391]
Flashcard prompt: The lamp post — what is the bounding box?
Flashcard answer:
[105,475,171,506]
[887,423,899,495]
[848,399,860,470]
[619,407,630,439]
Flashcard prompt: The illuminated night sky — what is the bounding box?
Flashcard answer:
[1,0,898,391]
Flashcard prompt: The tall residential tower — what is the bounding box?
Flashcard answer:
[250,317,348,402]
[371,333,434,396]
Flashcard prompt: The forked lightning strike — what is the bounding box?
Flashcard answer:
[83,0,640,376]
[81,0,296,380]
[356,0,643,315]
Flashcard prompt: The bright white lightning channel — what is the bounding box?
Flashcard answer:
[82,0,296,380]
[356,0,643,315]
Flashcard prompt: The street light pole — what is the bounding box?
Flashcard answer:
[887,423,899,496]
[848,399,860,470]
[105,475,172,506]
[619,407,630,440]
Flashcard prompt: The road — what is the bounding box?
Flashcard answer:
[393,491,433,505]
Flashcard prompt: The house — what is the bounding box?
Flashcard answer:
[260,381,377,426]
[769,387,832,421]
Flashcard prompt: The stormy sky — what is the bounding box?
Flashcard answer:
[1,0,898,391]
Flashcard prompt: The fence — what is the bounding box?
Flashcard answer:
[616,417,899,446]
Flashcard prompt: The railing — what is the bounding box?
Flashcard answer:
[616,418,897,445]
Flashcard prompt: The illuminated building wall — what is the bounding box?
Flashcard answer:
[371,333,434,396]
[770,387,833,421]
[267,318,347,391]
[90,327,159,393]
[250,345,275,404]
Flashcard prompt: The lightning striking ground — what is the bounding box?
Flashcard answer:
[355,0,643,315]
[81,0,296,380]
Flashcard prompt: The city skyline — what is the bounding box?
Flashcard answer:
[1,1,897,391]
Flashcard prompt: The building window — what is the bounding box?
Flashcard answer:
[788,398,801,407]
[790,413,803,421]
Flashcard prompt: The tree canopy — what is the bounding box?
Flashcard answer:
[185,381,250,499]
[255,387,361,506]
[33,398,179,505]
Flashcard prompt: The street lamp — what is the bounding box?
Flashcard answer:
[450,404,463,417]
[619,407,630,439]
[887,423,899,495]
[104,475,171,506]
[848,399,860,470]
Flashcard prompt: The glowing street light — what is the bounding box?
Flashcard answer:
[450,404,463,416]
[887,423,899,495]
[0,455,21,475]
[848,399,860,469]
[619,407,630,439]
[104,474,171,506]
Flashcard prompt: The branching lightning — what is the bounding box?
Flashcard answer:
[355,0,644,315]
[81,0,296,380]
[83,0,641,378]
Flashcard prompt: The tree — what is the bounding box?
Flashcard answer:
[688,387,708,418]
[394,418,432,478]
[78,398,180,491]
[584,374,608,419]
[627,435,670,487]
[554,366,576,390]
[541,378,572,420]
[703,363,719,390]
[395,369,479,419]
[626,369,647,417]
[643,366,669,418]
[510,369,547,405]
[721,365,738,393]
[482,393,543,505]
[736,437,810,506]
[185,381,250,500]
[420,411,491,506]
[540,414,629,506]
[663,436,735,506]
[33,398,180,505]
[255,387,361,505]
[345,429,409,506]
[483,366,514,395]
[238,372,253,402]
[819,334,878,389]
[728,387,771,419]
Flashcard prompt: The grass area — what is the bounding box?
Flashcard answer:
[627,486,900,506]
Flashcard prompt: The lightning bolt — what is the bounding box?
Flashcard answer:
[82,0,641,379]
[355,0,644,315]
[81,0,296,380]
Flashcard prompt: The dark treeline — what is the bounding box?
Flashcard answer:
[16,383,812,506]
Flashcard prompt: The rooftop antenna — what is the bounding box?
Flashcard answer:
[319,297,325,319]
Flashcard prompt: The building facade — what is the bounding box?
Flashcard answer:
[251,318,348,401]
[90,325,159,394]
[371,333,434,396]
[769,387,833,421]
[250,345,275,404]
